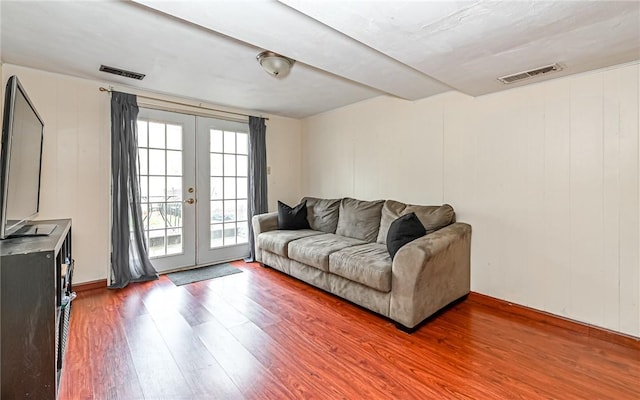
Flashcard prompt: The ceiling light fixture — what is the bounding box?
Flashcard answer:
[256,51,295,77]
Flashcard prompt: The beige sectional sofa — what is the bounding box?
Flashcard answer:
[252,197,471,330]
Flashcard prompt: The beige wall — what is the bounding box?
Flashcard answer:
[302,63,640,337]
[265,116,303,211]
[2,64,112,285]
[1,64,303,284]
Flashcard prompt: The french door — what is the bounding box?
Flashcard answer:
[137,109,249,273]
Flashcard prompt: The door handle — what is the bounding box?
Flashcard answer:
[184,198,195,205]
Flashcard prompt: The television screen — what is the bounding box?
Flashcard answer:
[0,75,45,239]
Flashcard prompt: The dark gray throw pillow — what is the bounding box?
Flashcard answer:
[386,212,426,259]
[278,200,311,230]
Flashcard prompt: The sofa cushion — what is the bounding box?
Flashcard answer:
[386,212,426,259]
[335,198,384,242]
[257,230,322,257]
[288,233,366,272]
[303,197,341,233]
[278,200,311,230]
[329,243,392,293]
[376,200,455,244]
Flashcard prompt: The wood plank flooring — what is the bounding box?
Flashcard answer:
[59,261,640,399]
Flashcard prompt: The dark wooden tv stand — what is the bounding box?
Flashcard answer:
[0,219,74,399]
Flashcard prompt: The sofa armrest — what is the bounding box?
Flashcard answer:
[389,222,471,328]
[252,212,278,263]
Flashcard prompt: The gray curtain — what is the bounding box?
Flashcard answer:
[109,92,158,288]
[247,116,268,261]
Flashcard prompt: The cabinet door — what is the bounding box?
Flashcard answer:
[1,252,56,399]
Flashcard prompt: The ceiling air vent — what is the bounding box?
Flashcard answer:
[498,63,562,84]
[99,65,146,80]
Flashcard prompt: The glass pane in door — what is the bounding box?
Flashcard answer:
[209,130,249,248]
[137,120,184,257]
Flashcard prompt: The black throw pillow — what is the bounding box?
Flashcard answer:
[386,212,426,259]
[277,200,311,230]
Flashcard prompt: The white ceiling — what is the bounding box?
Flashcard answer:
[1,0,639,118]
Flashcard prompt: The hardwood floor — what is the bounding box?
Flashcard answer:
[59,261,640,399]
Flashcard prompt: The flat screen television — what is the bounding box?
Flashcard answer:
[0,75,55,239]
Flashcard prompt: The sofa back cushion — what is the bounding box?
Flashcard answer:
[335,198,384,242]
[303,197,341,233]
[376,200,455,244]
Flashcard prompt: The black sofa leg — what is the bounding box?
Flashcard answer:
[395,294,471,334]
[395,323,418,334]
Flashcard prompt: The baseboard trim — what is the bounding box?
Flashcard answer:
[74,279,108,292]
[468,292,639,350]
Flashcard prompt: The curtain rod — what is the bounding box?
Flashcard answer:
[98,87,268,120]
